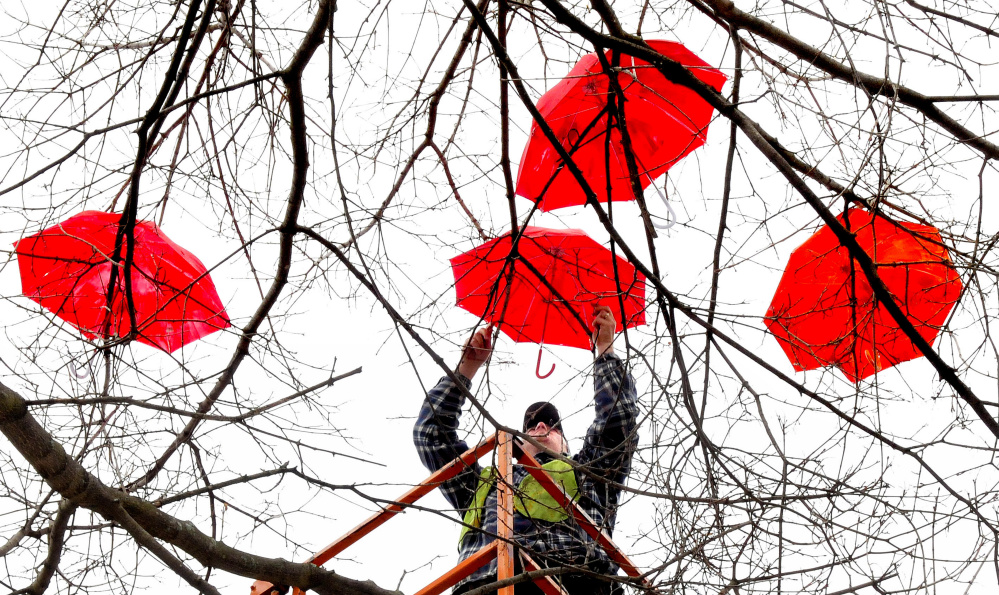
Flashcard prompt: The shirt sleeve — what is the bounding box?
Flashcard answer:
[573,353,639,502]
[412,374,482,513]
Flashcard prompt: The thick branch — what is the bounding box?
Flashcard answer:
[529,0,999,438]
[110,503,222,595]
[108,0,216,343]
[132,0,336,490]
[30,367,361,423]
[343,0,491,249]
[696,0,999,161]
[155,467,293,506]
[464,1,999,535]
[17,501,74,595]
[0,379,399,595]
[903,0,999,39]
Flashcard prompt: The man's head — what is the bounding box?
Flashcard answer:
[522,402,568,456]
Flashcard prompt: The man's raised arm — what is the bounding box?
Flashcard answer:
[576,305,640,495]
[412,326,493,512]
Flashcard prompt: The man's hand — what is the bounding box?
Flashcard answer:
[457,325,493,379]
[592,305,616,357]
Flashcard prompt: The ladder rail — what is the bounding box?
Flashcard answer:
[310,434,498,566]
[251,431,655,594]
[495,433,515,595]
[513,444,648,583]
[252,435,497,595]
[413,541,499,595]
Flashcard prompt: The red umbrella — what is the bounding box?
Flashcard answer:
[15,211,231,353]
[515,40,727,212]
[765,210,962,382]
[450,227,646,362]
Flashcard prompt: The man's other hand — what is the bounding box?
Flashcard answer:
[457,325,493,379]
[592,305,616,357]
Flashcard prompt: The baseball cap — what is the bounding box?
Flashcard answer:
[523,402,562,432]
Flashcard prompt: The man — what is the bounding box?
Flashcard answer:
[413,305,638,594]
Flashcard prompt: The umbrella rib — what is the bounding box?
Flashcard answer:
[19,218,249,351]
[509,234,549,342]
[622,62,717,130]
[518,254,591,345]
[531,103,611,204]
[491,256,523,338]
[455,237,517,332]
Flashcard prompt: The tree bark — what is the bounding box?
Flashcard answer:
[0,380,399,595]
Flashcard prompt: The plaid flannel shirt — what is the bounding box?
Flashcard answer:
[413,353,638,592]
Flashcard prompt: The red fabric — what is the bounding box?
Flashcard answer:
[766,210,962,381]
[515,40,727,211]
[450,227,646,350]
[15,211,231,353]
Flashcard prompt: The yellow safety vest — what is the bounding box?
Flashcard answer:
[459,459,579,546]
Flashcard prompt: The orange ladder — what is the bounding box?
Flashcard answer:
[250,431,651,595]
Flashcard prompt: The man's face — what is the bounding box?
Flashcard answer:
[523,421,566,457]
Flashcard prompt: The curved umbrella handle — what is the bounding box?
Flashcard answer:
[68,360,90,379]
[651,185,677,230]
[536,347,555,379]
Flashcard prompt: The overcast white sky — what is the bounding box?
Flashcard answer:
[1,1,999,594]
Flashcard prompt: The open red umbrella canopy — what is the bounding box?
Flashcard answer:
[15,210,231,353]
[515,40,727,212]
[450,227,646,350]
[765,210,962,382]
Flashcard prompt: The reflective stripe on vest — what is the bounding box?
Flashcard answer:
[458,460,579,547]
